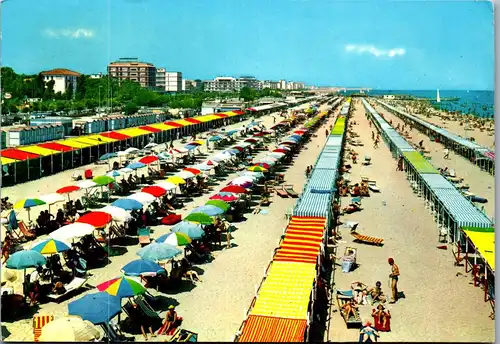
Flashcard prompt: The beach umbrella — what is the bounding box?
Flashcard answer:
[38,316,100,342]
[68,292,121,325]
[175,170,195,179]
[155,181,178,191]
[158,152,172,160]
[253,132,267,137]
[50,223,95,242]
[124,147,139,154]
[31,239,71,255]
[184,167,201,175]
[279,140,297,145]
[290,134,302,140]
[156,232,192,246]
[100,205,132,222]
[187,141,201,146]
[121,259,165,277]
[76,180,98,189]
[116,151,128,157]
[6,250,46,269]
[194,163,213,171]
[228,180,252,189]
[191,205,225,216]
[171,221,205,239]
[76,211,113,228]
[273,148,288,154]
[241,171,264,179]
[247,166,268,172]
[127,192,156,205]
[209,193,238,202]
[244,138,258,143]
[97,276,147,298]
[92,175,115,186]
[220,185,247,194]
[127,162,146,170]
[99,153,117,161]
[141,186,167,198]
[203,160,218,166]
[269,153,286,159]
[106,170,122,177]
[213,154,231,162]
[139,155,159,165]
[231,146,244,152]
[39,193,65,211]
[137,242,182,262]
[144,143,158,150]
[56,185,81,194]
[208,135,221,142]
[185,212,214,225]
[277,145,291,151]
[224,149,240,155]
[294,129,307,134]
[237,142,252,148]
[14,198,46,222]
[253,163,271,169]
[167,176,186,185]
[119,167,134,174]
[230,176,254,185]
[205,200,230,212]
[112,198,143,211]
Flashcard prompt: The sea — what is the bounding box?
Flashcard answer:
[344,90,494,118]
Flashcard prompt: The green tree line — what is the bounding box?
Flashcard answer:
[1,67,285,115]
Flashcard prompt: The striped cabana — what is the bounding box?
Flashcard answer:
[37,142,75,152]
[100,131,131,140]
[1,148,40,160]
[237,315,307,342]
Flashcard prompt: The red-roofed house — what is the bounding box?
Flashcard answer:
[41,68,81,95]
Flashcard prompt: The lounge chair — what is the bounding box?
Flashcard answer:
[342,247,357,273]
[363,156,371,166]
[138,227,151,246]
[101,323,134,342]
[284,185,299,198]
[18,221,36,241]
[134,295,162,321]
[275,186,288,198]
[168,328,198,342]
[351,232,384,246]
[336,290,362,328]
[46,277,89,302]
[368,182,380,192]
[71,170,83,181]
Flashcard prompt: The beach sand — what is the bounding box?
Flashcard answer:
[1,101,333,342]
[372,101,495,218]
[327,99,494,342]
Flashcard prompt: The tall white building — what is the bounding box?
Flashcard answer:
[261,80,280,89]
[156,68,182,92]
[41,68,81,95]
[203,76,261,92]
[279,80,287,90]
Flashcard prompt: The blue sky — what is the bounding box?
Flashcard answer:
[1,0,494,89]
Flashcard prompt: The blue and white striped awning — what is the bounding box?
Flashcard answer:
[294,191,331,218]
[431,188,493,228]
[420,173,455,189]
[308,168,338,192]
[315,157,340,170]
[326,136,344,147]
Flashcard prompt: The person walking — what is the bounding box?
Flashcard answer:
[388,258,400,304]
[443,148,450,160]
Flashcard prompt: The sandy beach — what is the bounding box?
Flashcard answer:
[372,101,495,218]
[1,100,333,342]
[327,99,494,342]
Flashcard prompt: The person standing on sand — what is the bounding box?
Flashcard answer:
[371,132,375,141]
[388,258,400,304]
[373,138,379,149]
[443,148,450,160]
[396,156,403,171]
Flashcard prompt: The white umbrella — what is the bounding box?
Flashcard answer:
[117,151,128,157]
[262,156,278,162]
[241,171,264,180]
[76,180,97,189]
[175,171,195,179]
[213,153,232,162]
[100,205,132,222]
[39,193,65,205]
[127,192,156,205]
[230,177,254,185]
[38,316,100,342]
[269,152,286,159]
[124,147,139,154]
[193,164,213,171]
[119,167,133,174]
[144,143,158,150]
[277,145,291,151]
[50,223,95,241]
[155,181,178,191]
[202,160,219,167]
[237,142,252,148]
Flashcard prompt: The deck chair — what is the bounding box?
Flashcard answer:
[448,169,456,178]
[18,220,36,241]
[275,186,289,198]
[46,277,89,302]
[351,232,384,246]
[6,211,25,243]
[138,227,151,246]
[284,185,299,198]
[336,290,362,328]
[134,295,162,321]
[71,170,83,181]
[363,156,371,166]
[33,314,54,342]
[101,323,134,342]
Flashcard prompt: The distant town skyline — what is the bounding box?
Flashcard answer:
[1,0,494,90]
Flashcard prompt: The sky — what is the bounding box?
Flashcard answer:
[1,0,494,90]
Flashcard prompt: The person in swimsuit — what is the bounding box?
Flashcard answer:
[341,299,358,320]
[388,258,400,303]
[367,281,386,304]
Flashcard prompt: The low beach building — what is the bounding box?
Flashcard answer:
[41,68,81,95]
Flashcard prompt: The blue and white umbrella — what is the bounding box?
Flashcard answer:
[127,162,146,170]
[137,242,182,262]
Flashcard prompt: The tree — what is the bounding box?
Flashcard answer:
[124,102,139,115]
[9,104,19,113]
[22,107,30,113]
[75,75,86,100]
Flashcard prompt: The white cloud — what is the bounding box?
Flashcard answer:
[344,44,406,58]
[43,28,95,39]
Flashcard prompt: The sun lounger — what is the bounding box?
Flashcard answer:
[336,290,362,328]
[18,221,36,240]
[284,185,298,198]
[47,277,88,302]
[362,156,371,166]
[448,169,456,178]
[368,182,380,192]
[351,232,384,246]
[275,186,289,198]
[138,227,151,246]
[168,328,198,342]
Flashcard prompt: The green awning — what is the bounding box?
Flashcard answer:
[402,151,439,174]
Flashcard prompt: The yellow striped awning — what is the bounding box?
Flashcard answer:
[75,137,106,146]
[56,139,92,149]
[148,123,176,131]
[192,116,214,123]
[117,128,152,137]
[1,157,18,165]
[174,119,194,126]
[17,146,60,157]
[87,134,117,143]
[463,230,495,271]
[250,261,316,319]
[224,111,239,117]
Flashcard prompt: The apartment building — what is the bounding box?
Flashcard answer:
[203,76,261,92]
[108,58,156,88]
[40,68,81,94]
[165,72,182,92]
[261,80,280,89]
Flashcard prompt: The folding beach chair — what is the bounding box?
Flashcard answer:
[33,314,54,342]
[351,232,384,246]
[138,227,151,246]
[275,186,289,198]
[46,277,89,303]
[284,184,299,198]
[18,220,36,241]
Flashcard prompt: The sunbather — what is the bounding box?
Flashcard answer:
[158,305,182,336]
[341,299,358,320]
[351,281,368,304]
[351,184,360,196]
[367,281,386,303]
[372,304,391,331]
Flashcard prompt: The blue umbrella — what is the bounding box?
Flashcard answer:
[112,198,143,210]
[290,135,302,141]
[185,144,197,151]
[127,162,146,170]
[224,149,239,155]
[171,221,205,239]
[209,136,221,142]
[6,250,46,269]
[226,130,238,136]
[287,136,300,142]
[107,170,121,177]
[193,164,212,171]
[68,292,121,325]
[122,259,165,277]
[100,153,117,161]
[192,205,225,216]
[137,242,182,261]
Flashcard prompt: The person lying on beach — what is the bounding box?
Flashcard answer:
[372,304,391,331]
[351,281,368,301]
[341,299,358,320]
[360,183,369,196]
[367,281,387,303]
[339,185,349,197]
[351,184,361,196]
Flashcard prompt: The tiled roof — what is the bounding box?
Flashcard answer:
[41,68,81,76]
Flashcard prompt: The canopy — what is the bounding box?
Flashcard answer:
[17,145,59,156]
[402,151,439,174]
[238,315,307,343]
[463,230,495,271]
[50,223,95,241]
[116,128,152,137]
